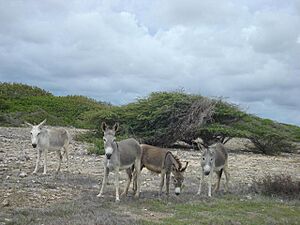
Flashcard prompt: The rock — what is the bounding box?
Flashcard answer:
[19,171,27,178]
[246,195,252,200]
[172,140,193,149]
[2,199,9,207]
[4,218,12,223]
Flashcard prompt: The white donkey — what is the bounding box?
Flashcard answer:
[25,119,70,175]
[196,142,229,197]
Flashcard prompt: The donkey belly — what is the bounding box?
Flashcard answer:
[144,164,162,173]
[214,165,224,172]
[119,153,136,168]
[49,138,66,148]
[119,163,134,170]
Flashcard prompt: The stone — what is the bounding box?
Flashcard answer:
[19,171,27,178]
[2,199,9,207]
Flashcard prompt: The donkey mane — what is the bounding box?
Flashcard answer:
[167,151,182,170]
[173,154,182,169]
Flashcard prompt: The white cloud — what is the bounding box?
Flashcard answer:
[0,0,300,125]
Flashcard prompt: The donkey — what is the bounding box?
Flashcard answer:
[196,142,229,197]
[97,122,142,202]
[25,119,70,175]
[133,144,188,196]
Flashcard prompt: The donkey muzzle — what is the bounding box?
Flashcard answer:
[32,144,37,148]
[106,153,112,159]
[175,187,181,195]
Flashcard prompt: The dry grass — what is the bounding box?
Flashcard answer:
[253,174,300,199]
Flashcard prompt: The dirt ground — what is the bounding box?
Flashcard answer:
[0,127,299,224]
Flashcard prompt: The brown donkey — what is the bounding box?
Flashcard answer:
[133,144,188,196]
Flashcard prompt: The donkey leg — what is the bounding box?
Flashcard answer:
[165,172,171,196]
[115,168,120,202]
[208,170,213,197]
[133,165,143,194]
[63,144,70,171]
[121,168,132,197]
[223,163,230,192]
[132,170,137,194]
[214,169,223,192]
[56,150,62,174]
[134,159,141,198]
[97,167,109,197]
[43,149,48,175]
[196,170,204,195]
[159,170,166,195]
[33,149,41,174]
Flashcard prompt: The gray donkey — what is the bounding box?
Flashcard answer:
[196,142,229,197]
[25,119,70,175]
[97,122,142,202]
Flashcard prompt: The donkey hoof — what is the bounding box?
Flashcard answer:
[134,193,140,198]
[97,193,103,198]
[196,192,200,195]
[120,192,127,197]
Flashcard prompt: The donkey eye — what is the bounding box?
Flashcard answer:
[202,157,205,161]
[103,138,107,142]
[211,158,213,161]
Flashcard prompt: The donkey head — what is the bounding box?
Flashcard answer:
[101,122,119,160]
[172,161,188,195]
[201,147,215,176]
[25,119,47,148]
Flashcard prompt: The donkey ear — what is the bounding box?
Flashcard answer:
[180,161,189,172]
[113,123,119,132]
[24,121,33,127]
[197,143,206,152]
[38,119,47,128]
[101,122,107,131]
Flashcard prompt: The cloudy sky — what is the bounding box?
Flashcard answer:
[0,0,300,125]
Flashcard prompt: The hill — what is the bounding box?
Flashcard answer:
[1,82,299,155]
[0,82,109,127]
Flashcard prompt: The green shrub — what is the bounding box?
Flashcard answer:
[87,139,105,155]
[249,133,297,155]
[2,83,300,156]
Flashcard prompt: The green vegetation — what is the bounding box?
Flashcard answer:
[136,196,300,225]
[0,82,109,127]
[1,82,299,155]
[5,194,300,225]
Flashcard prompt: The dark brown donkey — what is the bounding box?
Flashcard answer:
[133,144,188,196]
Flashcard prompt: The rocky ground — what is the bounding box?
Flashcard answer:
[0,127,299,224]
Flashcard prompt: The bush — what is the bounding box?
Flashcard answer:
[87,139,105,155]
[248,133,297,155]
[2,83,300,156]
[253,174,300,199]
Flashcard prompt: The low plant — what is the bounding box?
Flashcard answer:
[248,133,297,155]
[253,174,300,199]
